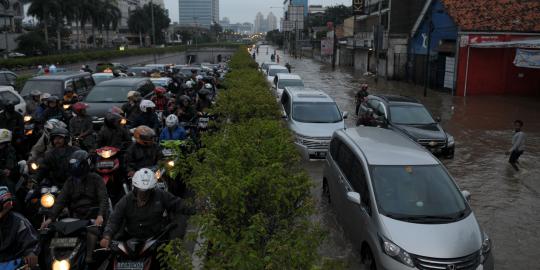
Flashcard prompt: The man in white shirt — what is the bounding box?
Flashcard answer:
[506,120,526,171]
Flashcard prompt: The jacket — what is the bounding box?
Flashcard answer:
[41,107,68,123]
[124,143,162,173]
[0,212,40,262]
[132,112,160,132]
[103,189,193,239]
[37,146,80,187]
[159,127,187,141]
[97,125,131,149]
[121,102,142,123]
[69,115,95,149]
[0,111,24,138]
[49,172,109,220]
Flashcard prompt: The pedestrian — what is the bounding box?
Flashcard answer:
[285,63,292,73]
[252,52,256,60]
[270,54,275,62]
[506,120,526,171]
[276,54,280,63]
[355,84,369,116]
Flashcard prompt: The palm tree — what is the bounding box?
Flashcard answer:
[28,0,59,49]
[0,0,9,10]
[101,0,121,47]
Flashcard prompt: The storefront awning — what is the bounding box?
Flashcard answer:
[471,39,540,48]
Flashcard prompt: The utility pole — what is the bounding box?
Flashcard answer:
[332,27,337,70]
[150,0,157,63]
[423,6,433,97]
[374,0,382,81]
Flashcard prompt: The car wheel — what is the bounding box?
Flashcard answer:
[322,178,331,204]
[362,246,377,270]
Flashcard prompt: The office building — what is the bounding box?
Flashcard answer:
[178,0,219,29]
[267,12,278,31]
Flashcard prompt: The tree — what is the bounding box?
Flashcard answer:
[101,1,122,47]
[266,29,283,46]
[28,0,60,50]
[16,31,47,55]
[128,3,170,46]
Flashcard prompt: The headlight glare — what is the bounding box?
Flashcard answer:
[447,135,455,146]
[40,193,55,208]
[24,115,32,122]
[52,259,70,270]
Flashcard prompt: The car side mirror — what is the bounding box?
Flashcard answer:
[272,85,276,89]
[347,192,361,205]
[342,111,349,119]
[281,111,287,119]
[462,190,471,202]
[435,116,441,123]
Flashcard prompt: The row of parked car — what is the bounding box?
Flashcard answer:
[261,62,494,270]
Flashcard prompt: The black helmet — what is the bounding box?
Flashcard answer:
[69,150,91,177]
[105,112,121,128]
[50,127,69,138]
[178,95,191,104]
[47,95,60,103]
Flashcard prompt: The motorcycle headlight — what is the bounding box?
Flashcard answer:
[379,235,415,268]
[99,149,113,159]
[167,160,175,167]
[63,104,70,110]
[120,118,127,125]
[52,259,70,270]
[31,162,39,171]
[447,134,455,146]
[40,193,55,208]
[155,169,162,180]
[24,115,32,122]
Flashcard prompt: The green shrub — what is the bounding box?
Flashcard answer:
[159,48,330,269]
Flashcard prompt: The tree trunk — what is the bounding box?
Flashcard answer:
[139,31,143,47]
[43,19,49,50]
[92,24,96,48]
[76,20,81,49]
[82,22,87,49]
[106,29,110,48]
[56,28,61,51]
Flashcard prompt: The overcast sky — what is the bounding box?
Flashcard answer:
[164,0,351,24]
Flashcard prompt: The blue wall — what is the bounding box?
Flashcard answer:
[409,0,458,55]
[291,0,309,16]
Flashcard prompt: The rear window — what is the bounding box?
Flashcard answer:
[21,80,63,96]
[269,68,288,77]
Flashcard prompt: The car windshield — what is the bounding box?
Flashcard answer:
[92,75,114,84]
[371,165,469,223]
[268,68,288,77]
[21,80,63,96]
[278,79,304,89]
[292,102,342,123]
[389,105,435,125]
[84,85,133,103]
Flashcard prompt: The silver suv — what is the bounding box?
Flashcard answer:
[280,87,347,160]
[323,126,493,270]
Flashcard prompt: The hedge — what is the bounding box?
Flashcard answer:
[0,43,240,70]
[159,48,330,269]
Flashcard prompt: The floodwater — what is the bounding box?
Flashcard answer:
[256,46,540,269]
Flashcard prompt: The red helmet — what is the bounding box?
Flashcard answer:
[72,102,88,112]
[154,86,166,94]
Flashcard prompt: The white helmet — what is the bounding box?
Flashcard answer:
[132,168,157,191]
[204,83,213,89]
[44,119,67,138]
[127,91,140,99]
[185,80,194,88]
[0,129,12,144]
[40,93,51,102]
[139,100,156,112]
[165,114,179,128]
[196,75,203,81]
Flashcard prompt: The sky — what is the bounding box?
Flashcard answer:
[164,0,351,24]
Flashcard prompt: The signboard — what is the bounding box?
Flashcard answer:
[514,49,540,69]
[321,38,334,56]
[353,0,364,15]
[444,57,455,89]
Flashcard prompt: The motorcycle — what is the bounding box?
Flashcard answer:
[95,146,125,205]
[159,141,193,198]
[98,224,175,270]
[23,182,60,229]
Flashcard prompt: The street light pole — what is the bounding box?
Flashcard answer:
[150,0,157,63]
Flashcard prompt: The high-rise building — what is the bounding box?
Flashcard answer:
[220,17,231,28]
[254,12,265,33]
[178,0,219,29]
[267,12,278,31]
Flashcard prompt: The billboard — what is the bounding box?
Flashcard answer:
[321,38,334,56]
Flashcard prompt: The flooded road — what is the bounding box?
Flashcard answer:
[256,46,540,269]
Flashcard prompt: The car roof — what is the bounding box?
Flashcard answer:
[97,78,149,86]
[30,72,91,80]
[268,65,288,70]
[0,86,16,91]
[92,73,114,76]
[287,87,333,103]
[276,73,301,80]
[372,94,420,104]
[339,126,438,166]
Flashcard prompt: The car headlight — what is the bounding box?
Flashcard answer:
[481,232,491,262]
[379,235,415,268]
[40,193,55,208]
[52,259,70,270]
[447,134,455,146]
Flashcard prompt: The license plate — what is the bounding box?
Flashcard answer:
[25,123,34,130]
[157,182,167,190]
[116,260,144,270]
[97,161,114,168]
[315,152,327,158]
[51,237,78,248]
[162,149,174,156]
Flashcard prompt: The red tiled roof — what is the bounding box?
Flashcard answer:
[441,0,540,32]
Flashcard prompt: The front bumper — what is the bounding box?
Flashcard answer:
[294,142,329,160]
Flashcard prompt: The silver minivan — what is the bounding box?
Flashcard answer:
[323,126,493,270]
[281,87,347,160]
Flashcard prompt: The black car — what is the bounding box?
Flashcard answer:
[84,78,154,128]
[358,95,455,158]
[96,62,128,73]
[20,72,94,98]
[0,71,17,87]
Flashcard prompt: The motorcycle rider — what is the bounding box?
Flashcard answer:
[121,91,142,124]
[132,100,160,132]
[25,90,42,115]
[160,115,187,141]
[100,168,194,248]
[29,119,68,163]
[63,87,79,105]
[36,127,80,187]
[33,93,50,120]
[151,86,169,114]
[0,130,17,194]
[125,126,162,178]
[97,112,131,149]
[196,84,214,113]
[41,95,69,123]
[0,186,40,268]
[40,150,109,263]
[69,102,95,151]
[0,100,24,145]
[175,95,196,123]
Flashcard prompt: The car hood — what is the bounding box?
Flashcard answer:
[395,123,446,141]
[290,120,344,138]
[380,213,482,258]
[86,102,124,119]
